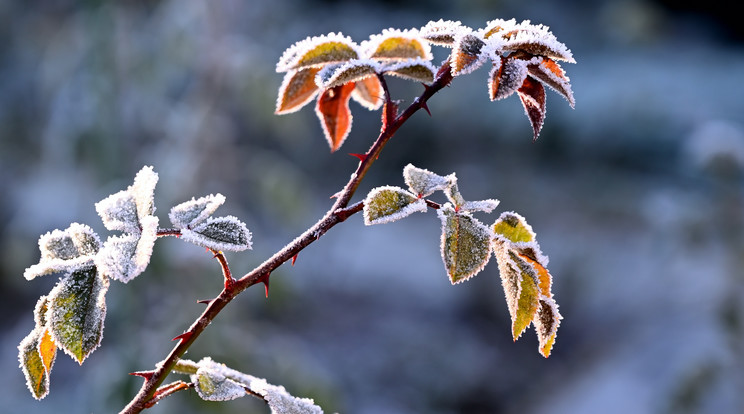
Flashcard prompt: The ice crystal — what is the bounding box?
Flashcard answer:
[489,56,528,101]
[437,204,493,284]
[275,67,322,114]
[131,166,158,220]
[363,28,432,61]
[450,33,488,76]
[363,186,427,225]
[180,216,252,252]
[192,366,247,401]
[33,296,50,327]
[382,58,436,84]
[95,190,139,233]
[316,59,380,90]
[419,19,471,47]
[276,33,360,73]
[24,223,101,280]
[402,163,453,197]
[461,199,501,213]
[169,193,226,229]
[497,20,575,63]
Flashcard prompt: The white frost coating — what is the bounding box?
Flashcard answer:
[402,164,452,197]
[24,223,101,280]
[315,59,380,89]
[382,58,436,84]
[276,32,360,73]
[180,215,252,252]
[169,193,226,229]
[450,33,488,76]
[95,215,158,283]
[437,204,494,284]
[527,58,575,108]
[499,20,575,63]
[18,327,48,400]
[490,57,528,101]
[191,367,248,401]
[95,190,140,233]
[419,19,472,47]
[461,199,500,213]
[362,28,433,61]
[362,186,427,225]
[131,166,159,221]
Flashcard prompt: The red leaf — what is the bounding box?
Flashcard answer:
[527,58,574,108]
[315,82,356,152]
[517,77,546,141]
[489,56,528,101]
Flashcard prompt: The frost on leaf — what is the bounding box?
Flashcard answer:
[403,163,453,197]
[499,20,575,63]
[276,67,321,114]
[461,199,500,213]
[382,58,436,84]
[315,82,356,152]
[364,29,433,61]
[34,296,50,327]
[517,76,547,141]
[527,57,574,108]
[96,219,158,283]
[316,60,379,90]
[47,264,109,364]
[534,296,561,357]
[444,180,467,208]
[437,204,492,284]
[192,366,247,402]
[132,166,158,220]
[276,33,360,72]
[489,56,528,101]
[169,193,226,229]
[24,223,101,280]
[95,190,139,233]
[419,19,470,47]
[363,186,427,225]
[450,33,487,76]
[481,18,516,40]
[18,327,57,400]
[351,75,384,110]
[180,216,252,252]
[492,211,536,243]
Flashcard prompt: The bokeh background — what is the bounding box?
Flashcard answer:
[2,0,743,413]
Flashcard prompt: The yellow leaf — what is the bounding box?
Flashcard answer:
[512,259,540,340]
[492,212,535,243]
[368,32,432,60]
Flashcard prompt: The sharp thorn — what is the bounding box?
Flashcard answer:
[349,153,367,162]
[130,370,155,380]
[259,272,271,298]
[421,100,431,116]
[291,254,298,266]
[172,332,193,342]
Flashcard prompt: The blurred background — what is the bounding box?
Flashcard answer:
[1,0,743,413]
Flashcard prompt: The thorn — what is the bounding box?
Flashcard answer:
[172,331,193,342]
[291,254,298,266]
[329,190,342,199]
[420,100,431,116]
[130,370,155,380]
[349,153,367,162]
[258,272,271,298]
[196,299,213,305]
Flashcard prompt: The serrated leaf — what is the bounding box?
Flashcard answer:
[500,21,575,63]
[277,33,359,72]
[403,164,453,197]
[444,180,466,208]
[383,58,436,84]
[95,190,139,233]
[535,297,561,357]
[169,193,226,229]
[450,33,487,76]
[518,76,547,141]
[419,19,470,47]
[363,186,426,225]
[181,216,252,252]
[24,223,101,280]
[316,59,379,90]
[275,67,321,114]
[131,166,158,220]
[315,82,355,152]
[47,265,109,364]
[492,211,536,243]
[351,75,384,110]
[509,252,541,339]
[365,29,432,60]
[34,296,50,327]
[461,199,501,213]
[527,57,574,108]
[192,367,247,402]
[438,204,492,284]
[481,18,515,40]
[18,327,57,400]
[489,56,528,101]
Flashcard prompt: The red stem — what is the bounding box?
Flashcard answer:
[120,62,453,414]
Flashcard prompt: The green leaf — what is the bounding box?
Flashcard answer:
[24,223,101,280]
[509,252,541,339]
[363,186,426,225]
[492,211,536,243]
[47,265,109,364]
[276,33,360,72]
[169,193,226,229]
[437,204,492,284]
[18,327,57,400]
[192,366,247,402]
[403,164,453,197]
[181,216,253,252]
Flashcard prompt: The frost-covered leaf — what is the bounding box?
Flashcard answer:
[444,180,466,208]
[527,57,574,108]
[534,296,561,357]
[517,76,547,141]
[169,193,226,229]
[316,60,379,90]
[47,264,109,364]
[481,18,516,40]
[24,223,101,280]
[351,75,384,110]
[34,296,50,327]
[315,82,355,152]
[450,33,487,76]
[492,211,536,243]
[461,199,500,213]
[419,19,471,47]
[18,327,57,400]
[492,246,540,340]
[255,379,324,414]
[276,33,360,72]
[499,20,575,63]
[438,204,492,284]
[403,163,453,197]
[363,186,427,225]
[96,216,158,283]
[382,58,436,84]
[131,166,158,221]
[192,366,247,401]
[181,216,252,252]
[275,67,321,115]
[364,29,432,61]
[488,56,528,101]
[95,190,139,233]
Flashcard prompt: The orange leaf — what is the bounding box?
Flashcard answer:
[520,253,552,298]
[527,58,574,108]
[275,67,321,114]
[517,76,546,141]
[315,82,356,152]
[534,297,561,357]
[38,328,57,375]
[450,34,486,76]
[489,57,528,101]
[351,75,383,110]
